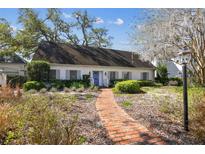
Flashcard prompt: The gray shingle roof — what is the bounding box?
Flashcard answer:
[0,53,26,64]
[32,41,154,69]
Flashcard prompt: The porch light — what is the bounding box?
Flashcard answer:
[104,72,107,76]
[177,50,191,131]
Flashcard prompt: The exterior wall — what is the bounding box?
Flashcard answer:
[0,64,25,76]
[152,58,183,78]
[0,64,25,86]
[50,64,155,87]
[0,73,7,86]
[166,61,182,78]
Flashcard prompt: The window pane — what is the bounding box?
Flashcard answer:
[109,72,116,80]
[49,70,56,80]
[142,72,149,80]
[70,70,77,80]
[122,72,131,79]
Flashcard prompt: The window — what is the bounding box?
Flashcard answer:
[109,72,117,80]
[49,69,60,80]
[70,70,81,80]
[141,72,149,80]
[49,70,56,80]
[122,72,131,80]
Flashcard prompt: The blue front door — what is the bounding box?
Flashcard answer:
[93,71,99,86]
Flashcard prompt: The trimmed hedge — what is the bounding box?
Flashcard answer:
[109,79,127,87]
[115,80,140,93]
[136,80,155,87]
[23,81,46,91]
[110,79,155,87]
[27,61,50,81]
[49,79,90,90]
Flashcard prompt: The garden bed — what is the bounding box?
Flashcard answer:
[114,86,205,144]
[0,88,112,145]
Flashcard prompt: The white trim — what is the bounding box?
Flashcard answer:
[50,63,155,70]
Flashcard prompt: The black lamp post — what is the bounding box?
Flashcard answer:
[178,51,191,131]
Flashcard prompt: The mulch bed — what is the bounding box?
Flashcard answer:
[114,87,201,144]
[68,92,113,145]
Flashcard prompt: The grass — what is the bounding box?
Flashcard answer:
[138,86,205,142]
[85,93,93,101]
[121,100,133,108]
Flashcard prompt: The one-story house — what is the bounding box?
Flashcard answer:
[0,54,26,86]
[32,42,155,87]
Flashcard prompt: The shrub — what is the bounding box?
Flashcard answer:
[109,79,127,87]
[0,104,15,142]
[2,94,81,144]
[50,80,65,90]
[70,82,84,89]
[27,61,50,81]
[155,63,169,85]
[136,80,155,87]
[82,74,90,81]
[85,94,93,100]
[0,85,15,99]
[63,87,70,93]
[122,101,133,108]
[49,87,57,92]
[50,80,90,89]
[190,94,205,142]
[39,88,47,93]
[27,89,37,94]
[23,81,45,91]
[169,77,183,86]
[71,87,76,91]
[76,87,85,92]
[110,79,155,87]
[115,80,140,93]
[89,84,99,92]
[7,76,27,88]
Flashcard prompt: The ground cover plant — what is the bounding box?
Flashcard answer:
[114,86,205,144]
[0,86,111,145]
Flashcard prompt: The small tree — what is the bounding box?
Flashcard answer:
[27,61,50,81]
[156,63,168,85]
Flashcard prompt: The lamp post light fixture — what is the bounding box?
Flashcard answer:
[177,51,191,131]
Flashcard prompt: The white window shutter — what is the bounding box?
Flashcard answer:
[77,70,81,80]
[129,72,132,79]
[56,70,60,79]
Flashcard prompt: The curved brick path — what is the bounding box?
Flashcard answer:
[96,89,166,145]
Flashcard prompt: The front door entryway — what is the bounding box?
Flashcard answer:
[93,71,100,86]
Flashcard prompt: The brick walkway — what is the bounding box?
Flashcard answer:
[96,89,166,145]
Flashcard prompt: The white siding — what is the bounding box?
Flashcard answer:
[0,64,25,76]
[50,64,154,87]
[0,73,7,86]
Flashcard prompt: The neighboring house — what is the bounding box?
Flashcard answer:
[152,58,183,78]
[32,42,155,87]
[0,54,26,86]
